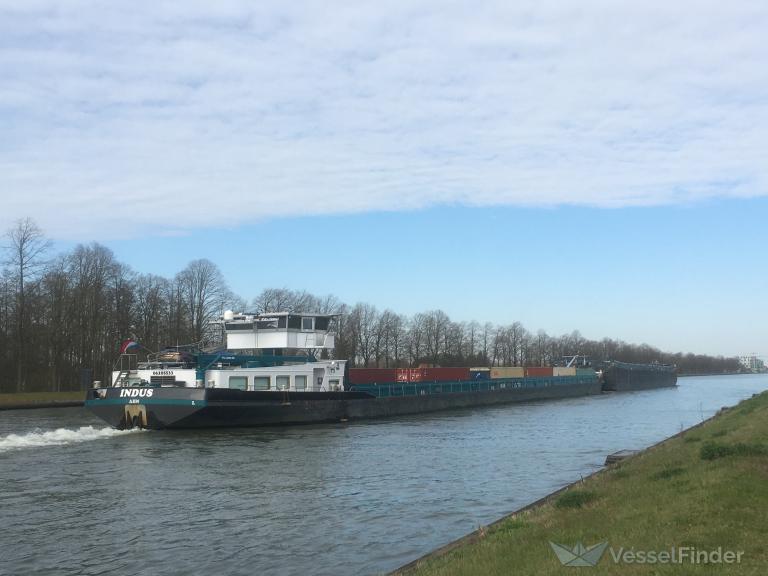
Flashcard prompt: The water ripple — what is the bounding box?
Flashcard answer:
[0,426,142,453]
[0,375,766,575]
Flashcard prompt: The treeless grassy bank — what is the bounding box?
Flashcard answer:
[396,391,768,575]
[0,391,84,409]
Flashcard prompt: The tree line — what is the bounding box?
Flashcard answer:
[0,219,743,393]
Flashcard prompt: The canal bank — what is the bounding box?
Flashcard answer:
[393,390,768,575]
[0,391,84,410]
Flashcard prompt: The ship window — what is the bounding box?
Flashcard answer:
[278,316,287,328]
[295,375,307,390]
[276,375,290,390]
[225,322,254,331]
[301,317,314,331]
[255,318,279,330]
[229,376,247,391]
[315,317,330,331]
[253,376,270,391]
[288,316,302,329]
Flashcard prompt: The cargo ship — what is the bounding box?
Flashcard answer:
[600,360,678,391]
[85,312,602,429]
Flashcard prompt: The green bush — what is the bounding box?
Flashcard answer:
[700,441,768,461]
[651,466,685,480]
[555,490,598,509]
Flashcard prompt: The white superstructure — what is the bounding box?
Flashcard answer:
[223,311,336,351]
[110,312,346,391]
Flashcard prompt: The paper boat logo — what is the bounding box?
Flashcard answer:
[549,541,609,567]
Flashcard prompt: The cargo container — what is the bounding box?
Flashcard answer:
[396,368,426,382]
[576,368,596,377]
[553,367,577,377]
[426,367,470,381]
[348,368,397,385]
[525,366,554,377]
[469,368,491,380]
[395,367,471,382]
[491,366,525,379]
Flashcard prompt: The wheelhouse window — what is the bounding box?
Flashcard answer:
[224,322,253,331]
[229,376,247,391]
[295,375,307,390]
[287,316,302,329]
[255,318,279,330]
[253,376,270,391]
[315,317,330,331]
[301,317,314,331]
[276,375,290,390]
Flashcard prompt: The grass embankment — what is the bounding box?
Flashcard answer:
[0,391,84,408]
[399,391,768,575]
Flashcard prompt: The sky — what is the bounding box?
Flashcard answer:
[1,1,766,357]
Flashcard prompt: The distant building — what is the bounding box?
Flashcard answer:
[739,354,766,373]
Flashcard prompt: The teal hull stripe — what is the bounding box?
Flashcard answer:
[85,399,206,407]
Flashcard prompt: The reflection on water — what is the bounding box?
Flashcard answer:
[0,374,766,576]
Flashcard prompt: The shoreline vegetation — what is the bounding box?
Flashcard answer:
[393,390,768,575]
[0,219,748,395]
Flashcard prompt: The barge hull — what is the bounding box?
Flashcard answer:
[601,361,678,392]
[346,380,600,419]
[85,377,602,429]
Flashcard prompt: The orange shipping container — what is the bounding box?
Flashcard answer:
[525,367,554,377]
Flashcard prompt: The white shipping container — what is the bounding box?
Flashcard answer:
[491,367,525,379]
[553,367,577,377]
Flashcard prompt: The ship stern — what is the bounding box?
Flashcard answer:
[85,387,207,430]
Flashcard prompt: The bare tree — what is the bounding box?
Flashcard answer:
[408,314,426,365]
[349,302,379,367]
[252,288,303,314]
[423,309,450,365]
[4,218,50,391]
[175,259,229,344]
[388,313,408,367]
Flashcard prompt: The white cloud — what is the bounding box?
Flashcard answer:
[1,0,766,239]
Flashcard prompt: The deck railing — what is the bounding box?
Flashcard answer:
[349,375,598,398]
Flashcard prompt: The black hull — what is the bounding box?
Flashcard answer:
[601,361,678,392]
[85,379,602,429]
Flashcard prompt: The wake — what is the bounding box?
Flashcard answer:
[0,426,140,453]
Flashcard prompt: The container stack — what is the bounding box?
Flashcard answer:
[348,364,589,386]
[348,367,471,385]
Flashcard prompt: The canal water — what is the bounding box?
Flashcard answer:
[1,374,767,576]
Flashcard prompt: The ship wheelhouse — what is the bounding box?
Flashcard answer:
[222,311,336,352]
